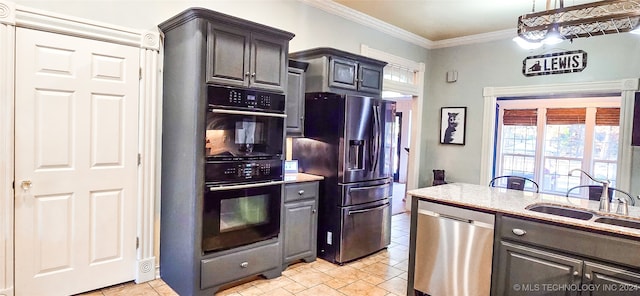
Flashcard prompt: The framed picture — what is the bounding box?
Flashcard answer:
[440,107,467,145]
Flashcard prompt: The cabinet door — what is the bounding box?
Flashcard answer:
[250,32,287,93]
[328,57,358,91]
[358,62,383,94]
[495,240,582,296]
[206,22,250,87]
[283,199,317,264]
[584,261,640,296]
[286,67,305,135]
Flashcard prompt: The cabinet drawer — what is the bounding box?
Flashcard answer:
[500,215,640,268]
[285,182,318,202]
[200,242,279,289]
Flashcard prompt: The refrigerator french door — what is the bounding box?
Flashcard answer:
[293,92,396,264]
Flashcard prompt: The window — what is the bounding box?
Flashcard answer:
[495,98,620,196]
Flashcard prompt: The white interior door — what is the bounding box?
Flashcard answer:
[14,27,140,296]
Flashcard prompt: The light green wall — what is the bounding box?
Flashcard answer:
[13,0,428,63]
[423,34,640,195]
[13,0,638,195]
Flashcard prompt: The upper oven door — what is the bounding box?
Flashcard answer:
[206,109,285,159]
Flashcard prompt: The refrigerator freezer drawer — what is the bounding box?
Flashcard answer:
[337,199,391,263]
[341,179,392,206]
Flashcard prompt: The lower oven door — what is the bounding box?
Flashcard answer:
[338,198,391,263]
[202,181,283,253]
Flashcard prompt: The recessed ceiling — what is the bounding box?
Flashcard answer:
[331,0,594,41]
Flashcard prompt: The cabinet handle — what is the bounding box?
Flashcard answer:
[585,273,591,280]
[512,228,527,236]
[251,72,256,77]
[298,190,305,195]
[312,209,317,214]
[240,262,249,268]
[573,271,579,276]
[245,72,250,77]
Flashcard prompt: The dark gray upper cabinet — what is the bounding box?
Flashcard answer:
[206,22,291,93]
[289,47,386,95]
[286,60,309,136]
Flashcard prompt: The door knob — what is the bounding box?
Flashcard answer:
[21,180,33,191]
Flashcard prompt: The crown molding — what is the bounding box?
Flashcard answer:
[299,0,434,49]
[431,29,515,49]
[298,0,515,49]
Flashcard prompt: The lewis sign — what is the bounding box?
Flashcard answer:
[522,50,587,77]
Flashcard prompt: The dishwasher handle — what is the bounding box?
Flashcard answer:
[418,208,495,229]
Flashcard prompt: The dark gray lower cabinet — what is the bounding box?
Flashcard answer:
[495,240,582,296]
[282,181,318,266]
[493,215,640,296]
[585,261,640,296]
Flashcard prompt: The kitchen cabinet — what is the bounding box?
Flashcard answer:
[206,23,290,93]
[158,8,293,296]
[286,60,309,136]
[282,181,319,266]
[493,215,640,296]
[289,47,386,95]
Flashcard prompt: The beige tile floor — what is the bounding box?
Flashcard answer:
[80,212,411,296]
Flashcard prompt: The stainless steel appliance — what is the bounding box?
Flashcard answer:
[292,92,395,264]
[414,200,495,296]
[202,86,286,253]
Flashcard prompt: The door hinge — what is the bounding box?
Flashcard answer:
[138,153,141,166]
[136,237,139,249]
[139,68,142,80]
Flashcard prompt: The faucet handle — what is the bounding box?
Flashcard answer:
[616,198,628,216]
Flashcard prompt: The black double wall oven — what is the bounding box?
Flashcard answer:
[202,86,286,253]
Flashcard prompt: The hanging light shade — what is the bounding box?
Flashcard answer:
[517,0,640,43]
[542,23,564,44]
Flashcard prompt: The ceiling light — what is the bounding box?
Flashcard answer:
[542,23,564,45]
[517,0,640,44]
[512,36,543,49]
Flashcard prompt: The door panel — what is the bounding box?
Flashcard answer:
[15,28,139,296]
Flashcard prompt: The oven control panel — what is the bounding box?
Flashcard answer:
[206,159,283,186]
[208,85,285,113]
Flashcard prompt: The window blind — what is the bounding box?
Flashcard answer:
[546,108,586,124]
[503,109,537,126]
[595,107,620,126]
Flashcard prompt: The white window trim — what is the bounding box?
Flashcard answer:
[360,45,425,210]
[495,98,622,193]
[482,79,638,193]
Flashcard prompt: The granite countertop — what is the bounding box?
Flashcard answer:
[284,173,324,183]
[407,182,640,238]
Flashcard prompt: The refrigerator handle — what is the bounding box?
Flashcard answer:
[373,104,381,172]
[369,104,376,172]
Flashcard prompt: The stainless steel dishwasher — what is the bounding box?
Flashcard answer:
[414,200,495,296]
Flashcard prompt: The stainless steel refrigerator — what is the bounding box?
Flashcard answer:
[292,92,396,264]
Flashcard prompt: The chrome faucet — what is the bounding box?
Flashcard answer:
[569,169,610,213]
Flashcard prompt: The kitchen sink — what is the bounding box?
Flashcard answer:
[526,204,594,220]
[594,217,640,230]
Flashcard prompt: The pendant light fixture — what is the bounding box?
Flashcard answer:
[515,0,640,49]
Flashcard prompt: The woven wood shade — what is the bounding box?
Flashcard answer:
[503,109,537,126]
[546,108,586,125]
[595,108,620,126]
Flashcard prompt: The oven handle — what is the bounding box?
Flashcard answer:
[208,180,285,191]
[210,108,287,118]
